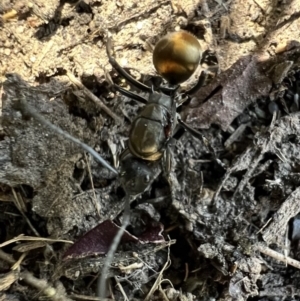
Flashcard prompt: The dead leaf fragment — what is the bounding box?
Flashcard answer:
[183,54,272,131]
[0,271,18,292]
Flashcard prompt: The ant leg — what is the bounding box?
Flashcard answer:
[184,70,208,96]
[162,143,182,203]
[162,138,178,180]
[163,143,173,176]
[185,49,219,96]
[106,37,152,93]
[177,118,204,140]
[177,118,216,158]
[114,84,148,105]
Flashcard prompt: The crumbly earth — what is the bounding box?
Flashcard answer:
[1,0,300,300]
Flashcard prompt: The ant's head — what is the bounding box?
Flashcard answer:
[119,152,157,196]
[153,31,202,86]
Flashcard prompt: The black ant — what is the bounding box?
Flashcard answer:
[97,31,217,297]
[107,31,213,195]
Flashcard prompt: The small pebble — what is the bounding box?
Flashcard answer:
[16,26,24,34]
[4,48,11,55]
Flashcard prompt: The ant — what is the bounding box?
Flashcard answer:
[106,31,214,195]
[98,31,217,298]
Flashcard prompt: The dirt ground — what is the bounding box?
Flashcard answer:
[1,0,300,300]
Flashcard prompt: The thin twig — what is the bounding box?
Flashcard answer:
[132,253,157,274]
[158,287,170,301]
[11,252,27,270]
[12,188,40,237]
[255,243,300,269]
[70,294,113,300]
[114,277,129,301]
[144,240,172,301]
[84,153,101,218]
[0,234,73,248]
[11,188,27,212]
[257,217,272,234]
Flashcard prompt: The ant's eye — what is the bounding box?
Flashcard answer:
[144,174,150,183]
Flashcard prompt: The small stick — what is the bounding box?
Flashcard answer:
[255,243,300,270]
[11,252,27,270]
[70,293,112,300]
[12,188,40,237]
[144,242,171,301]
[257,217,272,234]
[0,235,72,248]
[84,153,101,218]
[114,277,129,301]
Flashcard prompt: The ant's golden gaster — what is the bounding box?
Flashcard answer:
[152,31,202,85]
